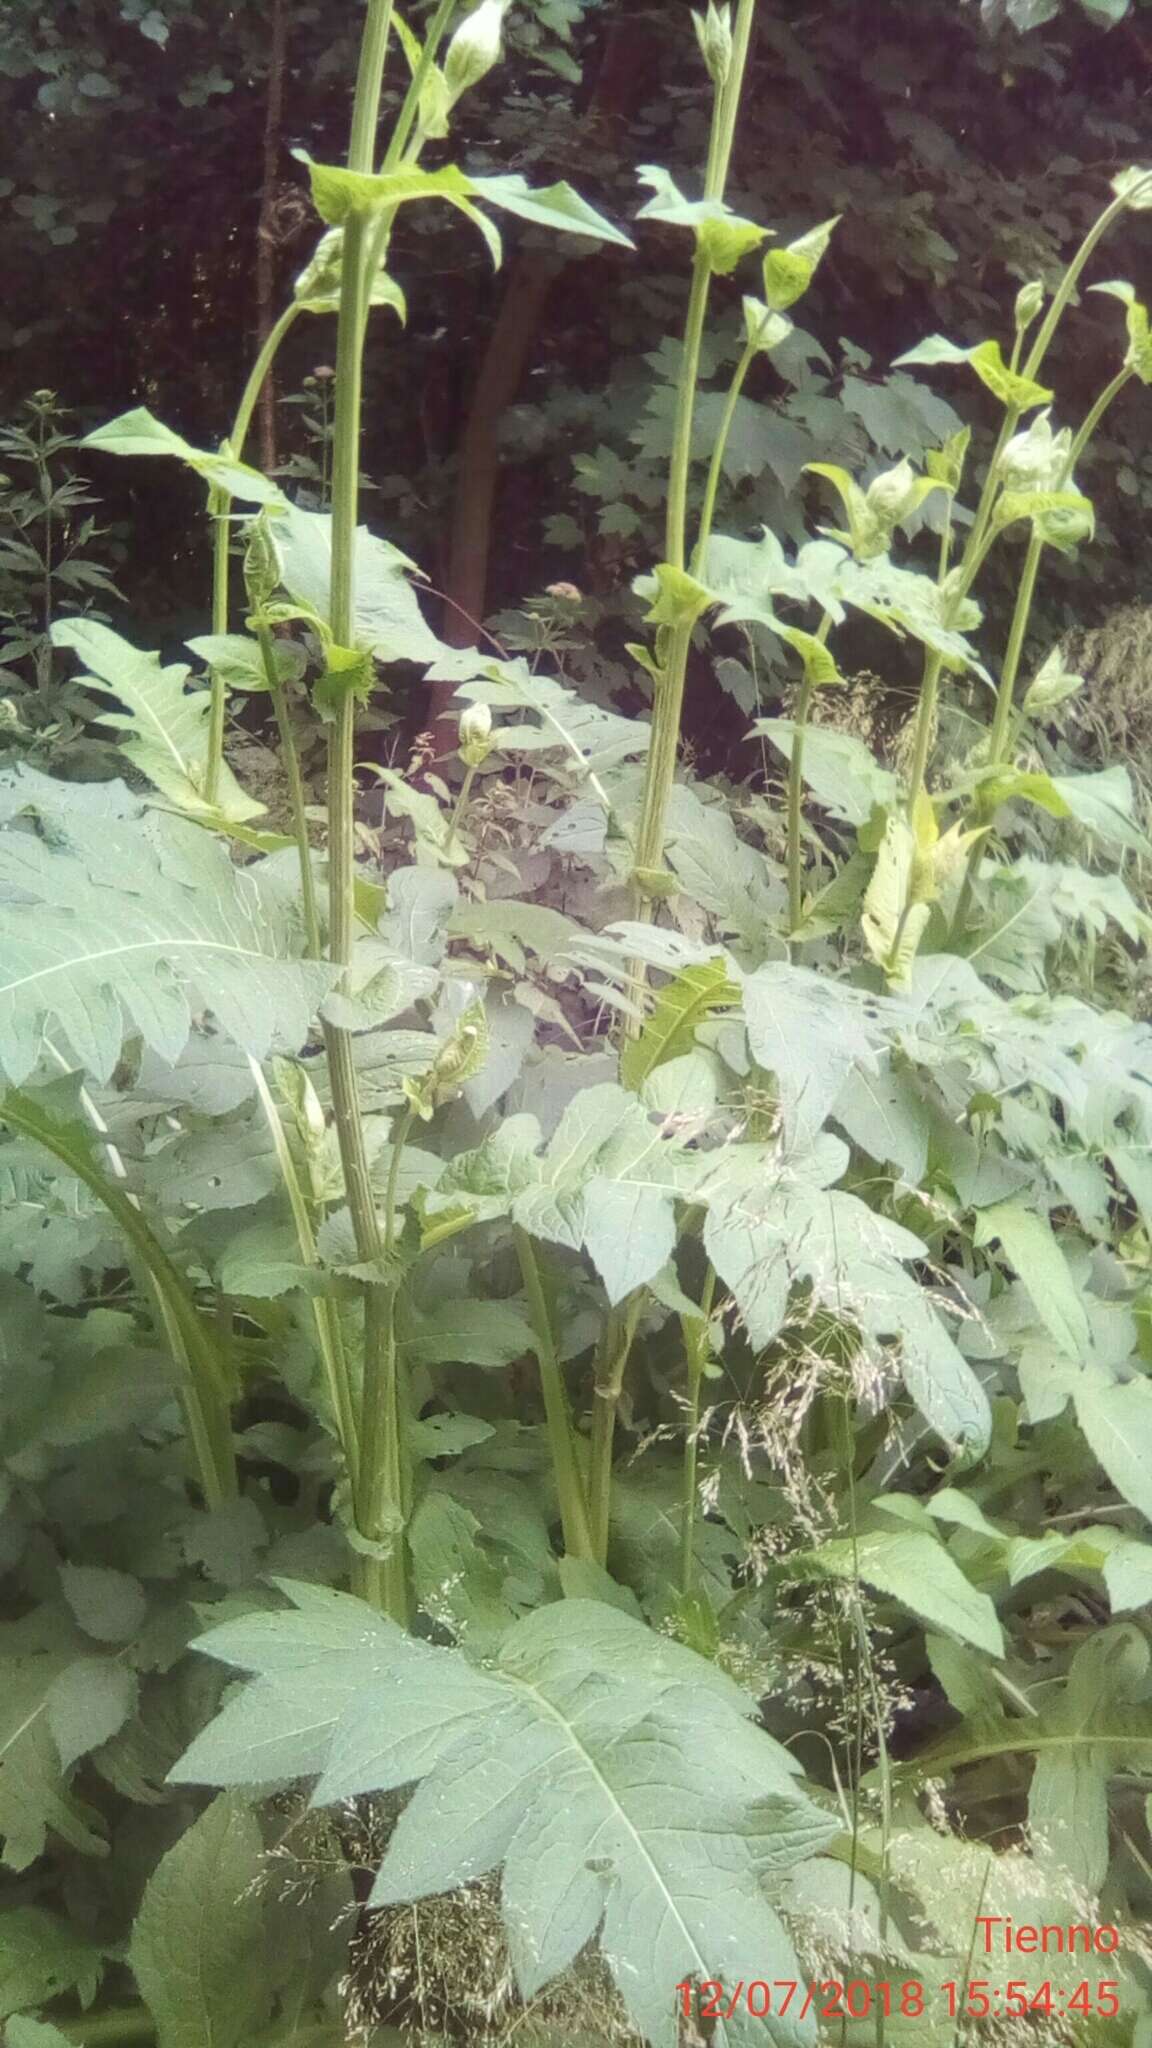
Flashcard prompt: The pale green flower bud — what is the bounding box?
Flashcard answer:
[444,0,507,104]
[998,412,1070,492]
[1014,279,1044,330]
[866,458,919,524]
[459,700,494,766]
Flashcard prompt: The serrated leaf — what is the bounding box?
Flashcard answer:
[0,1908,105,2019]
[0,808,335,1082]
[741,965,893,1147]
[973,1202,1091,1361]
[702,1144,990,1453]
[272,500,458,669]
[52,620,264,824]
[967,338,1053,410]
[60,1563,146,1643]
[796,1527,1003,1654]
[1073,1371,1152,1524]
[1028,1627,1146,1889]
[177,1590,832,2048]
[620,958,739,1090]
[130,1793,269,2048]
[47,1659,138,1771]
[755,721,898,828]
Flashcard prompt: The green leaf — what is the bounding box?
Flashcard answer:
[1102,1538,1152,1612]
[403,1298,535,1370]
[994,487,1095,552]
[305,159,629,252]
[755,722,898,828]
[0,1649,105,1871]
[294,226,408,320]
[467,172,632,248]
[642,562,714,629]
[509,1083,700,1305]
[636,166,769,275]
[271,500,463,670]
[761,216,838,310]
[5,2022,78,2048]
[621,958,739,1090]
[891,334,974,368]
[1028,1627,1146,1890]
[794,1528,1003,1655]
[1073,1371,1152,1524]
[59,1563,147,1642]
[861,815,931,988]
[702,1145,990,1454]
[52,619,264,824]
[306,158,476,224]
[177,1588,834,2048]
[0,1908,105,2019]
[0,807,335,1082]
[741,965,893,1147]
[47,1658,138,1771]
[1023,646,1085,712]
[967,338,1053,410]
[130,1793,269,2048]
[1047,765,1150,852]
[778,625,842,688]
[973,1202,1091,1361]
[83,407,282,505]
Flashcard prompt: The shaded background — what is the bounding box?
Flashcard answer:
[2,0,1150,761]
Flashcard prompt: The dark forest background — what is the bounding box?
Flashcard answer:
[2,0,1150,761]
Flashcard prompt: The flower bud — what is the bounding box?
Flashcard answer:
[692,2,733,86]
[866,458,919,524]
[459,702,492,747]
[997,412,1070,492]
[458,700,494,766]
[444,0,507,104]
[1014,279,1044,330]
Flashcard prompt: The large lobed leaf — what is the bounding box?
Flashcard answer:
[173,1581,838,2048]
[0,800,335,1082]
[51,619,263,825]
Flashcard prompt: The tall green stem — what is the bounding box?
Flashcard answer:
[205,303,304,806]
[679,1267,716,1600]
[321,0,406,1617]
[950,365,1132,941]
[247,1057,360,1480]
[382,0,457,170]
[629,0,758,913]
[786,610,833,939]
[693,333,757,571]
[515,1228,596,1562]
[588,1298,640,1564]
[255,623,322,954]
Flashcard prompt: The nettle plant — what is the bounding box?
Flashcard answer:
[6,2,1152,2044]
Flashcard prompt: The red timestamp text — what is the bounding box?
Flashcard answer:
[675,1978,1122,2024]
